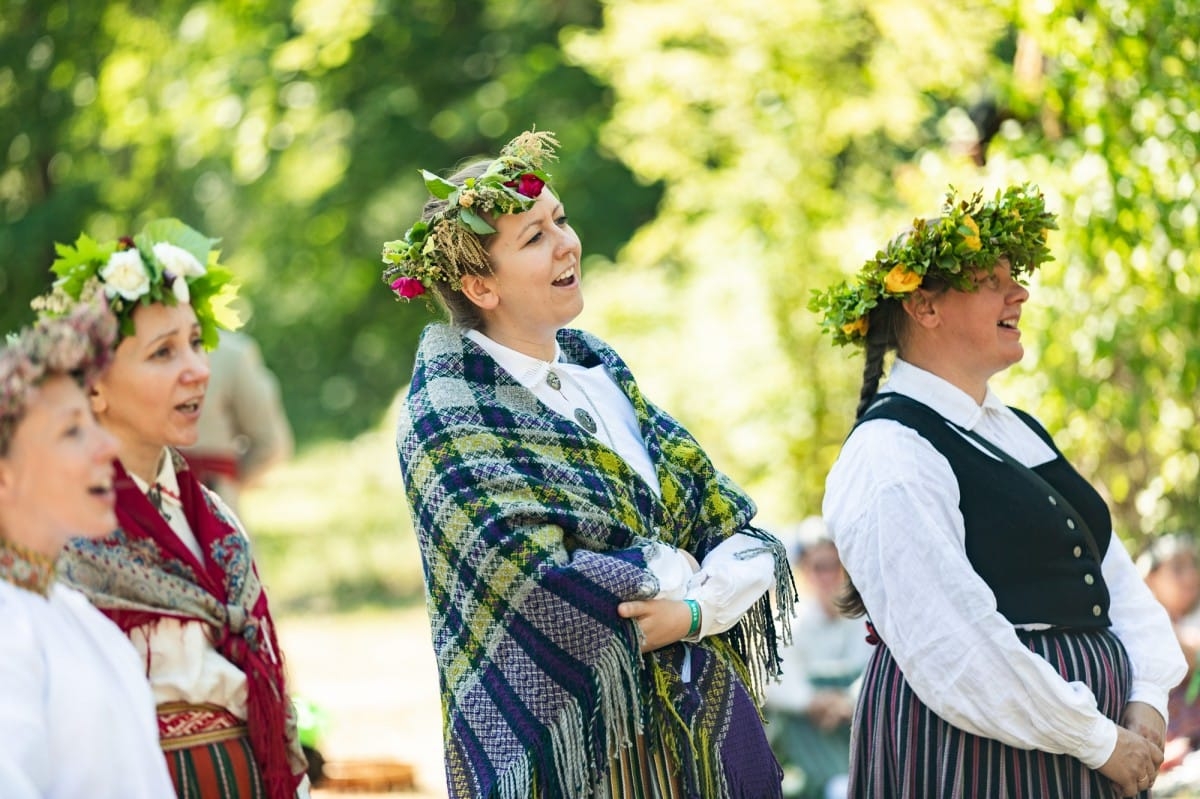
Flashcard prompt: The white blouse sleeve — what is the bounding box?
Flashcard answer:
[825,419,1119,769]
[1103,538,1187,719]
[0,614,47,798]
[684,532,776,639]
[645,542,697,601]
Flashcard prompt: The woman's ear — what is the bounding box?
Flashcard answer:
[89,384,108,417]
[902,290,941,330]
[459,273,500,311]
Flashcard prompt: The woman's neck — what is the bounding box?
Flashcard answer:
[0,534,59,596]
[0,513,63,560]
[117,442,167,484]
[476,324,558,363]
[899,350,990,405]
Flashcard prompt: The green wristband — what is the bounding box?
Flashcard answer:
[684,599,701,638]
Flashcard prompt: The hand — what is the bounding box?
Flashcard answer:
[1097,725,1163,797]
[1122,701,1167,751]
[617,599,692,653]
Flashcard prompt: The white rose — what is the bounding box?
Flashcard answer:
[152,242,207,278]
[99,250,151,301]
[171,275,191,304]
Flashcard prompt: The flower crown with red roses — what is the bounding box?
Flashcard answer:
[1,300,117,455]
[809,184,1058,347]
[380,129,559,301]
[31,218,238,349]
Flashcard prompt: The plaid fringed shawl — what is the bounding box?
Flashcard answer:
[398,324,794,799]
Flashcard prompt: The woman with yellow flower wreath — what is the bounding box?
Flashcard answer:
[810,185,1184,798]
[34,220,310,799]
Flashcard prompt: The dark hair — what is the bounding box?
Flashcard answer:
[423,160,496,330]
[837,274,950,619]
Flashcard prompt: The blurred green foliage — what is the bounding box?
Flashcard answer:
[0,0,659,440]
[4,0,1198,557]
[566,0,1200,544]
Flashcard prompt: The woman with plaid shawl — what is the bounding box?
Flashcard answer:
[382,131,795,798]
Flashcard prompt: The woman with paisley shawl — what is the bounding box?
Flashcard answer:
[380,130,795,799]
[36,220,309,799]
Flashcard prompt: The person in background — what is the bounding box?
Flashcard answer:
[182,328,293,513]
[810,185,1185,798]
[381,129,795,798]
[1137,533,1200,775]
[766,517,871,799]
[0,301,175,798]
[35,219,309,799]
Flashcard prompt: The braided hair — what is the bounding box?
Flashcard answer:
[838,275,948,618]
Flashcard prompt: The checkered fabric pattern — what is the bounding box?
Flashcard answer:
[398,324,793,799]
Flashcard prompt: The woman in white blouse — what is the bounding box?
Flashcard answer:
[0,303,174,798]
[38,220,309,799]
[812,186,1184,799]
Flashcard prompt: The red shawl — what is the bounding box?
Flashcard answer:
[59,451,303,799]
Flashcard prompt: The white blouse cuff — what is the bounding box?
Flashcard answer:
[1076,716,1119,771]
[1127,681,1171,724]
[645,543,695,601]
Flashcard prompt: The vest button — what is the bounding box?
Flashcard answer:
[1048,496,1057,505]
[1067,519,1076,529]
[1084,574,1095,585]
[1073,546,1083,558]
[1092,604,1102,617]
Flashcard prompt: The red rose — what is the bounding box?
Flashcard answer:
[390,276,426,299]
[505,173,545,199]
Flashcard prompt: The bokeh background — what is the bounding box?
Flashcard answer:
[3,0,1199,791]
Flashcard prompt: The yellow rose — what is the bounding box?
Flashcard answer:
[841,316,869,338]
[961,215,982,251]
[883,264,922,294]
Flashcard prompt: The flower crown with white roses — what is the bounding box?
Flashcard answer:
[809,184,1058,347]
[32,218,238,348]
[1,300,117,454]
[380,129,559,301]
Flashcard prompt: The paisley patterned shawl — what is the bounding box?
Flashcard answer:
[57,449,305,799]
[398,324,795,798]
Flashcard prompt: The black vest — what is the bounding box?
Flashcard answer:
[858,394,1112,630]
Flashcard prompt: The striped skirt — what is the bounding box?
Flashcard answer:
[160,702,265,799]
[850,627,1146,799]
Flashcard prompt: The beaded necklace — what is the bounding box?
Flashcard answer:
[0,536,57,597]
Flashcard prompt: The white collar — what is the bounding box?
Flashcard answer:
[125,449,182,501]
[882,359,1009,430]
[464,329,564,389]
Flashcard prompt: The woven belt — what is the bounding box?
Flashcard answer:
[157,701,248,752]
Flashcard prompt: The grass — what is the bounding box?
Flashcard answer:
[237,413,428,616]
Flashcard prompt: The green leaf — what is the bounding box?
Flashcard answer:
[421,170,456,200]
[459,208,496,234]
[137,218,220,266]
[50,233,115,279]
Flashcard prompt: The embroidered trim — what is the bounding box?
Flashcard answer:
[0,537,57,597]
[158,701,248,751]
